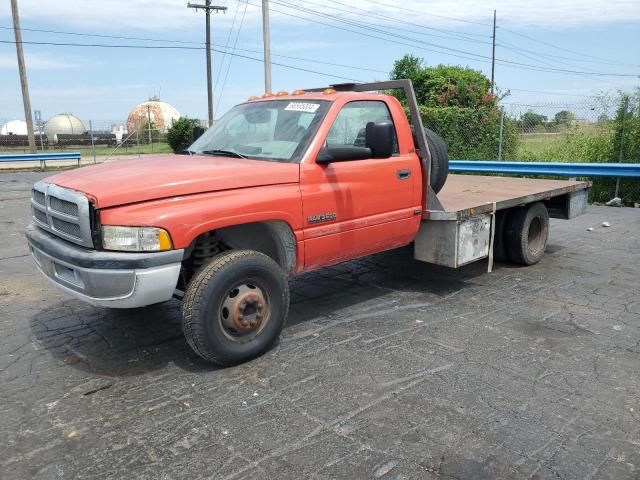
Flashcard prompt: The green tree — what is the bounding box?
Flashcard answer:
[167,117,201,153]
[520,111,547,129]
[390,54,516,159]
[554,110,577,126]
[390,54,493,108]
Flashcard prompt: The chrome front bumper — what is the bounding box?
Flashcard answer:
[26,224,184,308]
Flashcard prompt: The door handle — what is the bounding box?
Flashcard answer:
[397,169,411,180]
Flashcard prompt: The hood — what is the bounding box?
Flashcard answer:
[44,154,300,208]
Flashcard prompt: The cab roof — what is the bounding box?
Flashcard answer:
[244,90,390,103]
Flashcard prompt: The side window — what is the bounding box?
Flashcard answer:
[326,101,399,154]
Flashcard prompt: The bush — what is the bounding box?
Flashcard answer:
[419,105,518,160]
[167,118,201,153]
[513,90,640,205]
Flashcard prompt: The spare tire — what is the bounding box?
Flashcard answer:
[424,128,449,193]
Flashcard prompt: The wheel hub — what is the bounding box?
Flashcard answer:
[221,284,268,335]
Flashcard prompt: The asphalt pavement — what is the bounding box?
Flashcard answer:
[1,171,639,479]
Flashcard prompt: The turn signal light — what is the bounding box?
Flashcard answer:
[247,95,259,101]
[262,92,274,98]
[291,89,306,95]
[323,88,337,95]
[275,90,289,96]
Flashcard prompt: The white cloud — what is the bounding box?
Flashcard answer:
[1,0,639,31]
[0,52,78,70]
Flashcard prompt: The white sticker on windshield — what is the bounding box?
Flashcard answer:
[285,102,320,113]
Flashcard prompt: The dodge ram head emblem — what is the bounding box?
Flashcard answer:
[307,213,337,224]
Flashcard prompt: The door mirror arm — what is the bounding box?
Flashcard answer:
[316,146,372,164]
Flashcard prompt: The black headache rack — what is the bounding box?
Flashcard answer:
[305,80,444,212]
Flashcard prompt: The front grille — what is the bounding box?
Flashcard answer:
[32,189,46,206]
[31,182,94,248]
[51,217,82,239]
[32,207,48,224]
[49,196,79,217]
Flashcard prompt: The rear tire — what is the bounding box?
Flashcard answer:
[504,202,550,266]
[182,250,289,366]
[424,128,449,194]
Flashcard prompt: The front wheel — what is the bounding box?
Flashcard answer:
[181,250,289,366]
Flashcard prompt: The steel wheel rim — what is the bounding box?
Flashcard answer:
[219,281,271,342]
[528,216,546,255]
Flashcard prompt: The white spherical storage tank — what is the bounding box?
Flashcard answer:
[43,114,86,140]
[1,119,28,135]
[126,98,180,133]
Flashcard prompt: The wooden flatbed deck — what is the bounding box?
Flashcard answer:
[424,174,590,220]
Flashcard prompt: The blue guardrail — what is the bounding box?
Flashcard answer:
[0,152,81,169]
[449,161,640,178]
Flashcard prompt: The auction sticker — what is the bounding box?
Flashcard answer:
[285,102,320,113]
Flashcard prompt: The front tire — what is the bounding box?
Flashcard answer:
[182,250,289,366]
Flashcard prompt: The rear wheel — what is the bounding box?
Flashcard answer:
[424,128,449,194]
[182,250,289,366]
[504,202,550,266]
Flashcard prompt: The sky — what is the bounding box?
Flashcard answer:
[0,0,639,128]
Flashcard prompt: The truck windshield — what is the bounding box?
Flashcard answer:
[189,100,331,163]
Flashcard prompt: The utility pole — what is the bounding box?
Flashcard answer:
[188,1,227,127]
[10,0,36,153]
[490,9,496,95]
[262,0,272,93]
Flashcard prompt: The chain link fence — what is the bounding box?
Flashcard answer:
[0,119,173,158]
[421,93,640,204]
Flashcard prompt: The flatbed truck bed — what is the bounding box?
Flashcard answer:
[416,175,590,268]
[424,174,590,220]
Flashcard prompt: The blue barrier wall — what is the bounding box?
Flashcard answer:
[449,161,640,178]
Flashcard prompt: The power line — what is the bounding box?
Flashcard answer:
[0,24,387,73]
[498,38,640,68]
[214,0,249,116]
[3,9,638,80]
[0,25,204,45]
[506,88,603,97]
[256,1,639,78]
[363,0,493,26]
[212,0,241,100]
[269,0,493,60]
[317,0,491,42]
[0,39,366,81]
[499,27,636,67]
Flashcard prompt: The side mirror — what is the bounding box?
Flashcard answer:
[365,121,394,158]
[316,146,372,164]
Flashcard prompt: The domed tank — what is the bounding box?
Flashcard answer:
[1,119,28,135]
[126,97,180,133]
[44,114,86,140]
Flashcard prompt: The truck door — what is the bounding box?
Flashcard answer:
[300,100,422,270]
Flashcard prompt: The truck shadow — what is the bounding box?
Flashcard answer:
[29,246,502,377]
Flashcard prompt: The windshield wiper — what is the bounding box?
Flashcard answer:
[200,149,248,159]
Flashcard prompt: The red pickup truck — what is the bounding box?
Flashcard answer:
[26,80,589,365]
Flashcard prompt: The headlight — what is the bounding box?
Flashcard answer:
[102,226,173,252]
